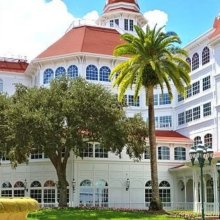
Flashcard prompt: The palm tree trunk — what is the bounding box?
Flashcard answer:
[146,86,162,211]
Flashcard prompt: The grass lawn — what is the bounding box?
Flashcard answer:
[27,208,184,220]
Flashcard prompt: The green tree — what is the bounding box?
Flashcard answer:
[6,77,147,207]
[110,25,190,210]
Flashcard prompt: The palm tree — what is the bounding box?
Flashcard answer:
[110,25,190,210]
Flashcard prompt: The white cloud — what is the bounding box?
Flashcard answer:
[0,0,99,61]
[143,10,168,30]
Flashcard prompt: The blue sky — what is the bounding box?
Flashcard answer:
[63,0,220,46]
[0,0,220,60]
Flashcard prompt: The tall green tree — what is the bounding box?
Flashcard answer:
[6,77,147,207]
[110,25,190,210]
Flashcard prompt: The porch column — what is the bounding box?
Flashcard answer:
[193,169,198,212]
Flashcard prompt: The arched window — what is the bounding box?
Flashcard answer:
[158,146,170,160]
[55,67,66,78]
[204,134,212,148]
[30,181,42,203]
[80,180,93,206]
[186,57,191,71]
[192,53,199,71]
[67,65,78,78]
[86,65,98,81]
[95,180,108,207]
[194,136,202,146]
[43,68,54,84]
[174,147,186,160]
[145,181,152,207]
[0,79,3,92]
[44,180,55,204]
[159,181,171,206]
[202,47,210,65]
[100,66,111,82]
[1,181,12,197]
[14,181,25,197]
[206,179,214,202]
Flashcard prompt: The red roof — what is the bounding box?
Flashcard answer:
[104,0,139,13]
[0,58,28,73]
[37,26,124,59]
[210,16,220,39]
[155,130,192,143]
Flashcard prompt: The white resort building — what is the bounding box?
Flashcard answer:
[1,0,220,214]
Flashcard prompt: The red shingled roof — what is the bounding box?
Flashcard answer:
[0,58,28,73]
[104,0,139,13]
[155,130,192,143]
[37,26,124,59]
[210,16,220,39]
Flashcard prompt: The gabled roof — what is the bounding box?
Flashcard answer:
[155,130,192,144]
[0,58,28,73]
[36,26,123,59]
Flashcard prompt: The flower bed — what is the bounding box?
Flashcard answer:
[0,198,39,220]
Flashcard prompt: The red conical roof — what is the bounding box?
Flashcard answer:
[104,0,139,13]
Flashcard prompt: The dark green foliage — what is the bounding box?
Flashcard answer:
[2,77,147,207]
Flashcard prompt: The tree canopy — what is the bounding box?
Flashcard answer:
[1,77,148,207]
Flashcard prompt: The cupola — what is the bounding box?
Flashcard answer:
[96,0,146,33]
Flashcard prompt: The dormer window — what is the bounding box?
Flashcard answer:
[110,19,119,27]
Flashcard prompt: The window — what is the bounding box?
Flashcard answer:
[1,181,12,197]
[178,94,184,102]
[206,179,214,202]
[80,180,93,206]
[202,47,210,65]
[192,53,199,71]
[129,20,134,31]
[95,180,108,207]
[204,134,212,148]
[186,109,192,123]
[0,79,3,92]
[203,76,211,91]
[159,181,171,205]
[192,81,200,95]
[100,66,111,82]
[154,94,158,105]
[193,106,200,120]
[145,181,152,206]
[110,20,114,27]
[178,112,185,125]
[128,95,140,107]
[159,116,172,128]
[55,67,66,78]
[203,102,211,117]
[144,148,150,159]
[194,136,201,146]
[186,57,191,71]
[14,181,25,197]
[115,19,119,26]
[159,93,171,105]
[80,143,93,158]
[124,19,128,30]
[44,180,55,204]
[67,65,78,78]
[158,146,170,160]
[30,181,42,203]
[95,144,108,158]
[174,147,186,160]
[31,147,43,159]
[86,65,98,80]
[43,68,54,84]
[186,85,192,98]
